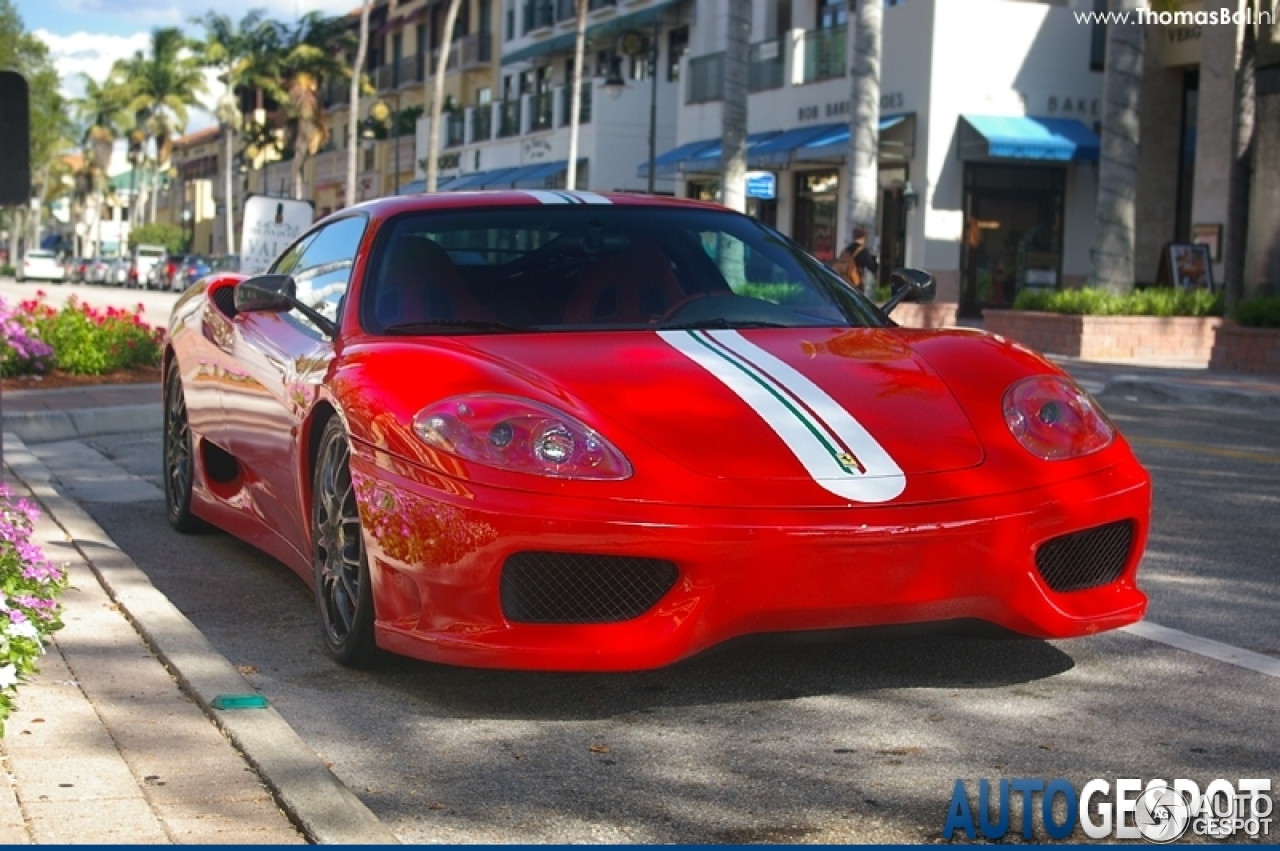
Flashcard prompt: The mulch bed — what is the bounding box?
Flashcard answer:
[1,365,162,393]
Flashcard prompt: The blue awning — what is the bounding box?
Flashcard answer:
[959,115,1099,161]
[446,170,500,191]
[512,160,570,188]
[670,131,783,175]
[398,177,457,194]
[637,139,720,179]
[748,124,846,168]
[479,164,548,188]
[793,114,913,162]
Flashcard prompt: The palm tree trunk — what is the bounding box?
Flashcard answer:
[719,0,751,213]
[845,0,883,261]
[1224,0,1256,313]
[427,0,464,193]
[565,0,589,191]
[1089,0,1144,294]
[348,0,373,205]
[224,124,236,253]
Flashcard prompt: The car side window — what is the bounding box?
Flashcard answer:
[285,216,368,334]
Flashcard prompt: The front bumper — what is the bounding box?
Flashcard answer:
[351,449,1150,671]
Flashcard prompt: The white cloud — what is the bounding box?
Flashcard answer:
[35,29,150,100]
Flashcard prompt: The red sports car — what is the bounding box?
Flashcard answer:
[164,191,1149,671]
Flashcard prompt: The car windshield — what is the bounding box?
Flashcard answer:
[362,206,884,334]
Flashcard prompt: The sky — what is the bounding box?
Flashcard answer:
[18,0,355,134]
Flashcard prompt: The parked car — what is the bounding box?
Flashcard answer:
[163,192,1152,671]
[133,244,167,289]
[171,255,211,291]
[85,256,111,284]
[106,256,130,286]
[16,249,65,282]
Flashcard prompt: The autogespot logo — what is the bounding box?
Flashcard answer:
[942,777,1274,842]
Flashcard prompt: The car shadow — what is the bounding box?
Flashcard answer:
[363,626,1075,722]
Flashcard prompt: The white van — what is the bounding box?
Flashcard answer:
[132,244,167,289]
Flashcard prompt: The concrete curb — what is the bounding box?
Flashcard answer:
[2,403,163,444]
[1098,376,1280,414]
[2,432,399,846]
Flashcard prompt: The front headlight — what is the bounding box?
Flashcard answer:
[413,394,632,480]
[1002,375,1115,460]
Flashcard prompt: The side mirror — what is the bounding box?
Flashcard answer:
[880,267,937,315]
[234,274,297,313]
[232,273,337,337]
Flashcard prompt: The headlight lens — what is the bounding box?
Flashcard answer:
[413,394,632,480]
[1002,375,1115,460]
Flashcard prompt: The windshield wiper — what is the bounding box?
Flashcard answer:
[659,318,790,331]
[381,319,536,335]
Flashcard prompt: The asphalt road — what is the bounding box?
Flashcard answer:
[29,395,1280,843]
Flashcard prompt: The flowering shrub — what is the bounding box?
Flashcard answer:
[1,293,164,376]
[0,296,55,377]
[0,483,67,731]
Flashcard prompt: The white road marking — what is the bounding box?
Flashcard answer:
[1122,620,1280,678]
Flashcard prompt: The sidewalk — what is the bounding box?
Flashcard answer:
[0,357,1276,844]
[0,432,398,844]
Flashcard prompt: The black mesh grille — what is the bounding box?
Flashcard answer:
[210,285,238,317]
[1035,520,1135,593]
[500,552,678,623]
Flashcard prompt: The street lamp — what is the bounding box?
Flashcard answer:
[610,18,662,194]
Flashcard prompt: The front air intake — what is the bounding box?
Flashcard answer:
[1035,520,1135,593]
[500,552,678,623]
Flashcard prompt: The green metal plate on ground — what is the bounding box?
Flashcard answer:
[211,693,269,710]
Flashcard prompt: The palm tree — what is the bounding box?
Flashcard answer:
[116,27,208,222]
[719,0,751,212]
[72,72,130,254]
[1088,0,1146,294]
[347,0,374,205]
[426,0,465,193]
[191,10,271,254]
[844,0,882,264]
[250,13,355,200]
[565,0,588,191]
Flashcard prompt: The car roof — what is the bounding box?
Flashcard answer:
[316,190,730,229]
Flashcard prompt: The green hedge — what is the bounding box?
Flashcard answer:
[1235,295,1280,328]
[1012,287,1224,317]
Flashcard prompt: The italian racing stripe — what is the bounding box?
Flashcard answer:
[524,190,612,205]
[658,329,907,503]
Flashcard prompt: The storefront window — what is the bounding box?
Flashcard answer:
[961,164,1065,318]
[793,170,839,261]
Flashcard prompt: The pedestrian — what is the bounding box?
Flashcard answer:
[832,225,879,296]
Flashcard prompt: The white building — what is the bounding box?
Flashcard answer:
[422,0,1111,314]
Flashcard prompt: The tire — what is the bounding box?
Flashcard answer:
[163,365,208,533]
[312,417,379,667]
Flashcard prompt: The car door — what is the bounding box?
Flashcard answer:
[222,214,369,561]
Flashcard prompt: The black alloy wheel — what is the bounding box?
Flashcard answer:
[163,365,207,533]
[312,417,378,667]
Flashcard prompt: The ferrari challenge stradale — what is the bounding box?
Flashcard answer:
[164,191,1150,671]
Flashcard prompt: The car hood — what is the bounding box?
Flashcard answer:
[448,328,984,503]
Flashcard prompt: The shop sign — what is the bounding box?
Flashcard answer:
[745,171,777,200]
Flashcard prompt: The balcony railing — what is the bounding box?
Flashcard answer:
[559,82,592,125]
[472,104,493,141]
[445,113,466,147]
[498,100,522,137]
[748,39,784,92]
[530,92,554,132]
[687,52,724,103]
[801,25,845,83]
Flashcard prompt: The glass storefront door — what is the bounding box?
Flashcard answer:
[960,164,1065,318]
[793,170,839,262]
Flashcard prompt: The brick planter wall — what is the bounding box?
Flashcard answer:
[983,310,1223,363]
[1210,323,1280,374]
[889,302,958,329]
